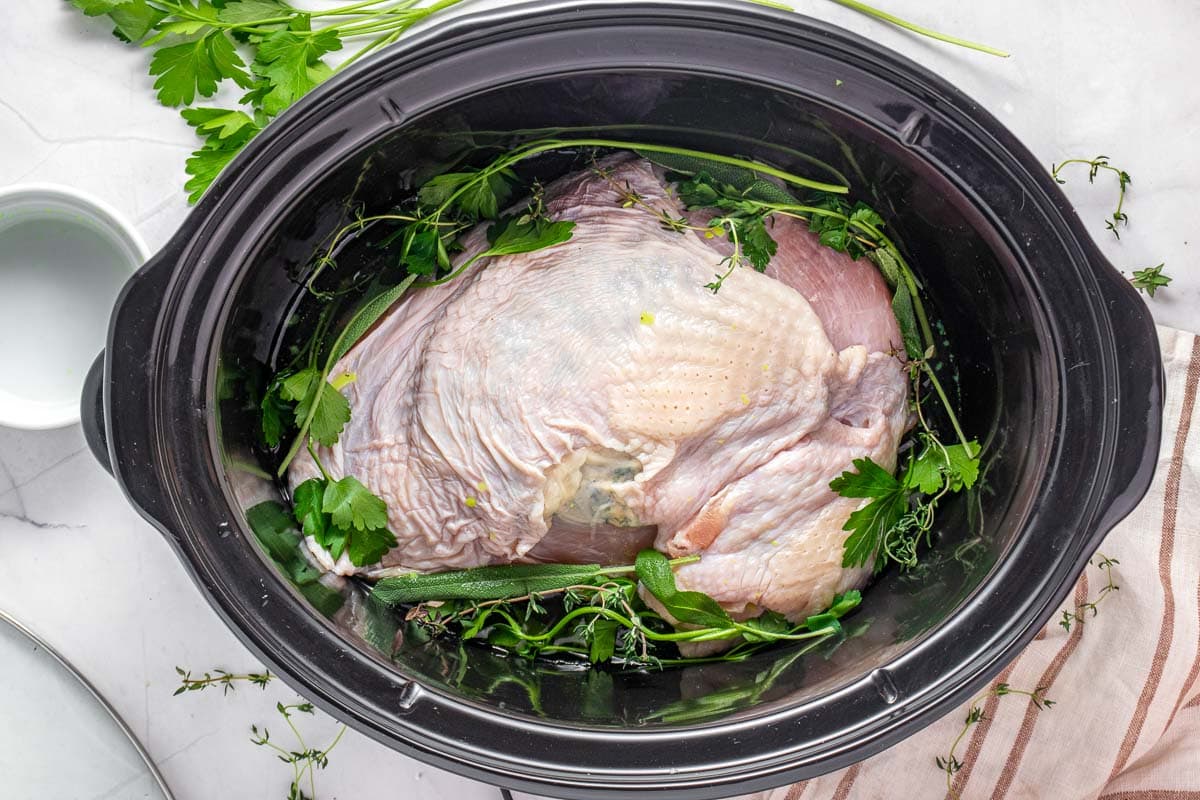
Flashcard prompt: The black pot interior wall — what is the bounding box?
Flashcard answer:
[215,70,1052,728]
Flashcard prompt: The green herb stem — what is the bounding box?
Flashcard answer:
[516,139,849,195]
[307,440,332,481]
[373,555,701,606]
[484,603,799,646]
[823,0,1010,57]
[921,362,972,451]
[307,0,407,19]
[597,554,700,576]
[938,684,1053,797]
[1060,554,1120,631]
[1051,156,1133,238]
[469,124,854,187]
[411,250,486,287]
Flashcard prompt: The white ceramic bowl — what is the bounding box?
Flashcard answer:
[0,184,148,430]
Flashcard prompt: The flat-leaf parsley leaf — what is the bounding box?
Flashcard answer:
[829,458,909,569]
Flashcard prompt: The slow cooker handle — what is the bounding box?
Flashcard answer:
[1089,260,1165,538]
[81,350,113,476]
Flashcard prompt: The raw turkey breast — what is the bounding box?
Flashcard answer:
[290,156,910,623]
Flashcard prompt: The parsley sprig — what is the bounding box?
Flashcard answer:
[70,0,470,202]
[71,1,1006,202]
[291,466,397,568]
[831,436,980,571]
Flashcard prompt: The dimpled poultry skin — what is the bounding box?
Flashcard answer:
[289,155,909,624]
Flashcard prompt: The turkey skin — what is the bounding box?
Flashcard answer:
[290,156,909,623]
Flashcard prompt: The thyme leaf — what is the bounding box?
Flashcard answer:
[1129,263,1172,297]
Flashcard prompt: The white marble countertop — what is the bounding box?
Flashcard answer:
[1,1,1197,798]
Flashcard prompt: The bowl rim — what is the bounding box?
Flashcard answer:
[0,182,149,430]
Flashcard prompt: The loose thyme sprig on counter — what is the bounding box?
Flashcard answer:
[1050,157,1172,297]
[1052,155,1133,238]
[174,666,345,800]
[174,666,274,695]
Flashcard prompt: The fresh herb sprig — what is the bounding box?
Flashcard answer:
[70,1,1007,202]
[1049,158,1172,297]
[175,665,345,800]
[373,550,863,665]
[69,0,471,202]
[937,683,1054,797]
[1059,553,1119,632]
[291,468,398,568]
[830,435,980,571]
[174,666,274,695]
[1129,264,1172,297]
[1051,155,1133,239]
[266,274,418,473]
[373,555,696,605]
[252,703,346,800]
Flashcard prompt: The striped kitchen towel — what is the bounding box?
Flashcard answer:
[737,325,1200,799]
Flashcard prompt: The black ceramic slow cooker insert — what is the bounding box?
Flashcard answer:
[81,2,1162,797]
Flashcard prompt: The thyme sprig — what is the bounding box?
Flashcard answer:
[594,165,762,295]
[173,666,273,695]
[1049,158,1172,296]
[1059,553,1120,632]
[252,703,347,800]
[1129,264,1172,297]
[1051,156,1132,239]
[937,683,1055,797]
[174,666,346,800]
